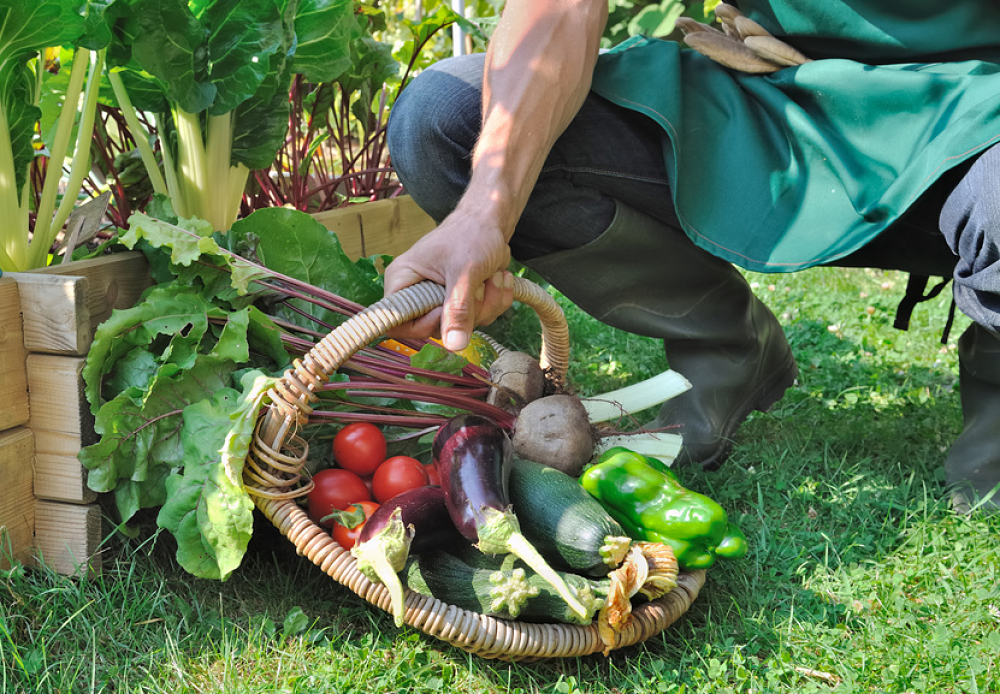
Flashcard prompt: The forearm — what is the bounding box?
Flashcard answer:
[458,0,608,238]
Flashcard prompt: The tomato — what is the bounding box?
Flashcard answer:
[307,468,371,528]
[331,501,380,549]
[332,422,387,476]
[372,456,429,503]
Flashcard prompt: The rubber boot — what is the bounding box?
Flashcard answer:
[524,202,798,468]
[945,323,1000,513]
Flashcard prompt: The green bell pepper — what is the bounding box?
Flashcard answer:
[579,448,748,570]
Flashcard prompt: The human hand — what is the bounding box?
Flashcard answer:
[383,209,514,352]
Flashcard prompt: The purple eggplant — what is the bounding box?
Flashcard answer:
[352,485,460,626]
[432,414,588,620]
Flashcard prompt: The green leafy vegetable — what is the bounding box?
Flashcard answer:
[0,0,106,271]
[105,0,362,232]
[156,388,252,580]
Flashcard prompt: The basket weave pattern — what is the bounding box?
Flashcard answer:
[244,278,704,659]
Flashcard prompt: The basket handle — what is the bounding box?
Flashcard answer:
[257,277,569,452]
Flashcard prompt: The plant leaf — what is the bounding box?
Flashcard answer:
[124,0,215,113]
[292,0,360,84]
[156,387,254,580]
[82,284,223,412]
[230,47,293,169]
[80,356,234,521]
[120,212,270,293]
[229,207,382,326]
[199,0,284,115]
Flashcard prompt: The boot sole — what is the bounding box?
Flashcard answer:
[686,350,799,469]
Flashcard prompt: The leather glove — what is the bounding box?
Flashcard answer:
[677,2,812,74]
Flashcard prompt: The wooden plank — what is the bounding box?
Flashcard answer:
[26,355,96,503]
[26,355,93,440]
[310,196,436,260]
[11,272,90,355]
[0,278,29,431]
[11,251,152,355]
[35,453,97,504]
[0,427,35,570]
[34,501,103,576]
[35,252,152,329]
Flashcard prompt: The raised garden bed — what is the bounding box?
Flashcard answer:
[0,197,434,576]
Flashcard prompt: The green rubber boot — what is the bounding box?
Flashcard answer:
[525,202,798,468]
[946,323,1000,513]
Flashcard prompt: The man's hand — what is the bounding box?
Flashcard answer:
[383,207,514,352]
[382,0,607,352]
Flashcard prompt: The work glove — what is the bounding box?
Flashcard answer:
[677,2,812,73]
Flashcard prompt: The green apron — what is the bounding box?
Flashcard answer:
[590,1,1000,272]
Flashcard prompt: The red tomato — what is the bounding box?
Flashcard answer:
[423,463,440,487]
[332,422,387,477]
[307,468,371,528]
[331,501,380,549]
[372,456,429,503]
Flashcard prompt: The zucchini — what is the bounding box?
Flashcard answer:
[403,546,610,625]
[508,456,631,577]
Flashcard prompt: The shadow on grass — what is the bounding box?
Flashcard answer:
[612,316,968,662]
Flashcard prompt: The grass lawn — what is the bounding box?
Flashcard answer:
[3,266,999,693]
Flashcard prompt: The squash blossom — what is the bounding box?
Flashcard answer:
[580,448,748,570]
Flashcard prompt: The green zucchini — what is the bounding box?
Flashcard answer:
[508,456,631,577]
[403,547,609,625]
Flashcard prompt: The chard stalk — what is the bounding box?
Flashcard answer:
[31,48,90,266]
[106,70,168,197]
[0,106,25,271]
[225,162,250,231]
[173,108,209,225]
[42,49,106,264]
[206,113,234,231]
[155,112,187,218]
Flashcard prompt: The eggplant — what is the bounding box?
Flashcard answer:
[351,486,461,626]
[431,415,588,620]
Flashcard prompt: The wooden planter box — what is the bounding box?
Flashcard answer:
[0,197,434,576]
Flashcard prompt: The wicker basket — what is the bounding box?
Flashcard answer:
[243,278,705,660]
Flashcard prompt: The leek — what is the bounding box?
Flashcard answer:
[582,369,692,423]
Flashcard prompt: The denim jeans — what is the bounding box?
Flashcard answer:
[387,53,1000,334]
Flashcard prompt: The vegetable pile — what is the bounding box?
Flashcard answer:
[81,204,746,644]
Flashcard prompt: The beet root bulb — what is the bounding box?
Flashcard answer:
[512,394,595,477]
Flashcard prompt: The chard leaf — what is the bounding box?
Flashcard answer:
[80,356,234,521]
[292,0,360,83]
[229,207,382,327]
[120,213,270,293]
[230,47,292,169]
[247,305,293,369]
[156,387,254,580]
[410,344,468,383]
[125,0,214,113]
[199,0,283,115]
[80,0,124,50]
[82,285,224,412]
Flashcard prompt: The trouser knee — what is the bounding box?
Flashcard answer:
[939,143,1000,335]
[386,54,485,222]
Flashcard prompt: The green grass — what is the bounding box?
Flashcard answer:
[3,266,999,693]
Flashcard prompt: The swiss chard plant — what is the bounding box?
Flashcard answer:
[244,4,480,213]
[0,0,112,271]
[103,0,362,232]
